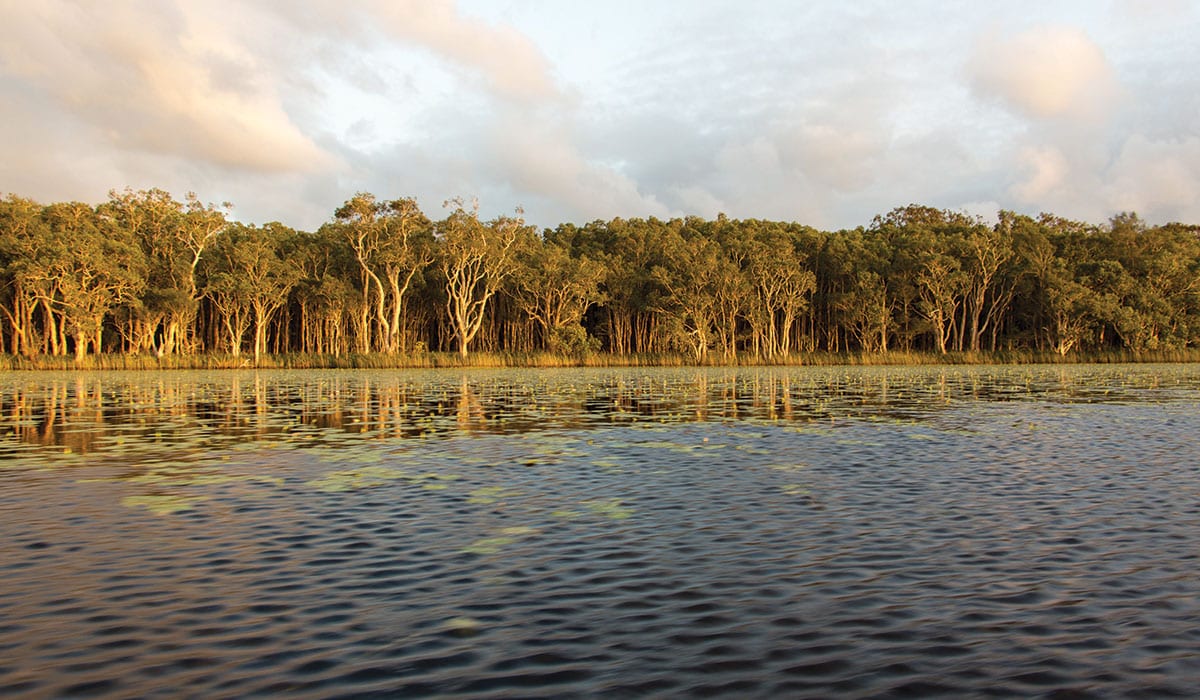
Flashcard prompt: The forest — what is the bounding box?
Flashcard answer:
[1,189,1198,365]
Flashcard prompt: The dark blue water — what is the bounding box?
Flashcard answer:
[2,366,1199,697]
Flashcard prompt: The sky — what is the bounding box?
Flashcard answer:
[1,0,1198,232]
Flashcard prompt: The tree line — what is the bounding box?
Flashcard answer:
[1,189,1198,363]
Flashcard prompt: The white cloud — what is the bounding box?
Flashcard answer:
[486,110,671,223]
[669,185,728,220]
[369,0,559,103]
[1105,134,1200,222]
[0,1,333,173]
[1011,146,1071,203]
[1,2,1197,231]
[968,26,1122,122]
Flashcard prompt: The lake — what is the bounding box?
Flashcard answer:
[2,365,1199,697]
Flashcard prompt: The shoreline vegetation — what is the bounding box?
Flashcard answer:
[4,348,1200,372]
[3,191,1198,366]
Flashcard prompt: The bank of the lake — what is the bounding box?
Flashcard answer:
[4,348,1200,371]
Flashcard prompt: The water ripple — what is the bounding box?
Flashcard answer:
[1,367,1200,696]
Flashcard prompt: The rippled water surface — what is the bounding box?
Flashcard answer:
[2,365,1200,698]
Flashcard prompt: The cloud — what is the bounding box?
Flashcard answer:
[1,2,1196,233]
[1011,146,1071,202]
[968,26,1121,121]
[0,1,333,174]
[484,109,671,223]
[775,119,888,193]
[1105,134,1200,222]
[368,0,559,103]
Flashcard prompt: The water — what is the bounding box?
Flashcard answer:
[2,365,1199,697]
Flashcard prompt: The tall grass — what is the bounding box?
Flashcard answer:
[3,348,1199,371]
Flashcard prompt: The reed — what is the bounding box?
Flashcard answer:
[2,348,1199,371]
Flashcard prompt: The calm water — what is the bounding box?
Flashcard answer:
[2,365,1199,698]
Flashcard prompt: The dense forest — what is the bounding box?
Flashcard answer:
[1,189,1198,364]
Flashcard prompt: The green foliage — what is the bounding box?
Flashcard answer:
[1,190,1198,364]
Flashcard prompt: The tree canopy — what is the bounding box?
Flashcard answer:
[2,191,1197,362]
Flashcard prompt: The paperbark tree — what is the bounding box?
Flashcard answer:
[745,226,816,358]
[101,189,226,355]
[41,202,146,360]
[202,223,300,364]
[652,226,723,361]
[335,193,433,353]
[0,195,52,356]
[438,201,523,358]
[511,236,605,353]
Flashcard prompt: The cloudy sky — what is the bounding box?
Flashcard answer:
[1,0,1197,231]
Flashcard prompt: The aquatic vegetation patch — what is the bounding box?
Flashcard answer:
[315,449,388,465]
[780,483,811,497]
[468,486,520,504]
[582,498,633,520]
[85,466,283,489]
[443,616,485,638]
[121,494,207,515]
[628,439,726,455]
[590,459,624,473]
[462,526,540,555]
[306,466,460,492]
[306,466,410,492]
[787,426,837,436]
[412,472,460,490]
[834,438,884,447]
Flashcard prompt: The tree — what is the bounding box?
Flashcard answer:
[915,254,966,354]
[0,195,52,356]
[202,223,300,364]
[41,202,146,360]
[437,200,524,357]
[652,222,724,361]
[101,189,227,355]
[745,222,817,358]
[591,218,670,354]
[511,232,605,353]
[288,225,357,356]
[334,193,433,353]
[964,215,1017,351]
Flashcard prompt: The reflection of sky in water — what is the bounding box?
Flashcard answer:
[2,365,1199,465]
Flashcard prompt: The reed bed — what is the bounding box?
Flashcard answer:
[3,348,1199,371]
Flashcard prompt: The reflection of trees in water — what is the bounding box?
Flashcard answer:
[0,367,1190,455]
